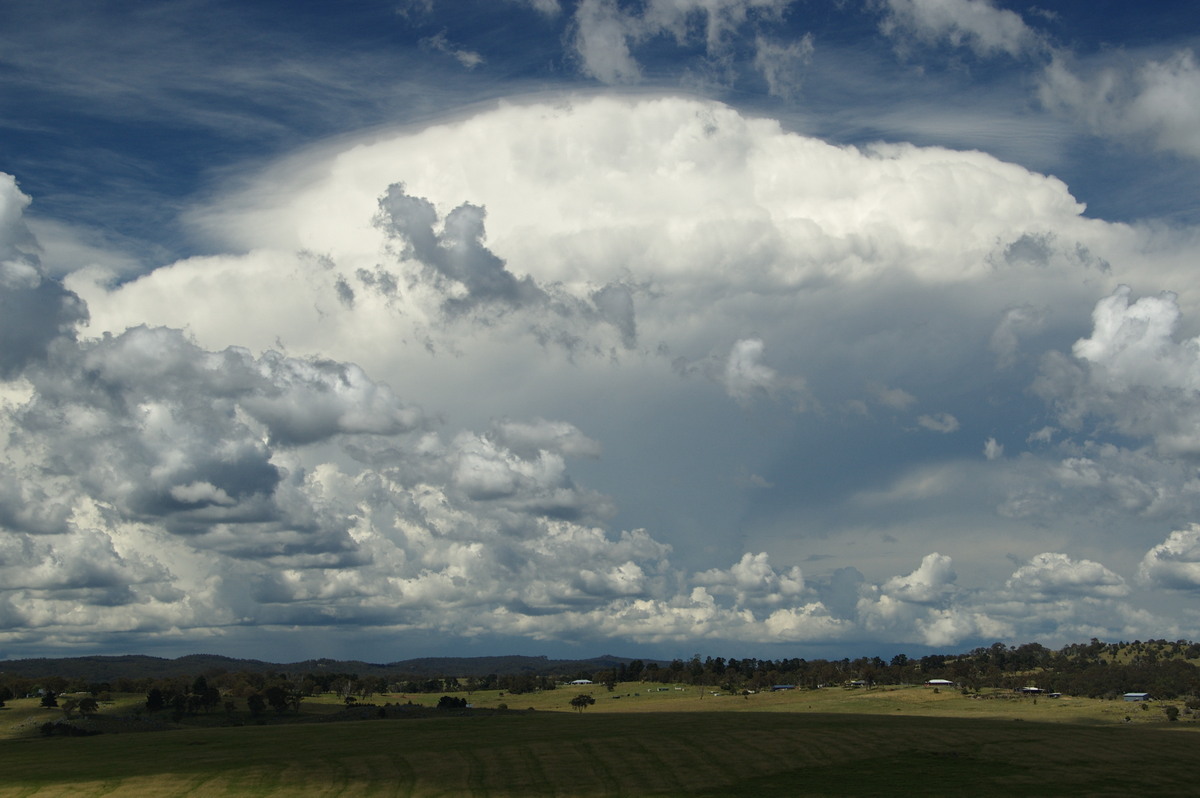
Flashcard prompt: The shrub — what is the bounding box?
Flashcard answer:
[39,721,100,737]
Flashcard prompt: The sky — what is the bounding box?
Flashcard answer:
[2,0,1200,664]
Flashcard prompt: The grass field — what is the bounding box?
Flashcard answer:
[2,684,1196,796]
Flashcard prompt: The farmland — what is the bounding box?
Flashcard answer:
[1,683,1196,796]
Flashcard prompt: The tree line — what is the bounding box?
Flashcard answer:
[4,638,1200,712]
[590,639,1200,699]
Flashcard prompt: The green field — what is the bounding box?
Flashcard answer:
[2,685,1196,796]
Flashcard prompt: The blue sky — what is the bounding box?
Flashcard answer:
[3,0,1200,663]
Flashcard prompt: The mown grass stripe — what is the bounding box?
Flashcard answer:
[4,711,1200,796]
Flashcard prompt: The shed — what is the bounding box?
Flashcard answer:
[1123,692,1151,702]
[570,679,594,685]
[925,679,954,687]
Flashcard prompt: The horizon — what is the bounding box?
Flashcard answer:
[2,635,1184,671]
[3,1,1200,662]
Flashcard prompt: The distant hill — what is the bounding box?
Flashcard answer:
[0,653,660,682]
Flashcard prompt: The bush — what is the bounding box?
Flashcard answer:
[39,721,100,737]
[437,695,467,709]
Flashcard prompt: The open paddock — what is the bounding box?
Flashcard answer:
[1,702,1198,796]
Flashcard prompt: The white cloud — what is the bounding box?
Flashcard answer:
[0,174,87,379]
[871,384,917,411]
[1035,285,1200,457]
[421,33,485,70]
[879,0,1044,59]
[1005,552,1128,599]
[983,437,1003,460]
[723,338,778,403]
[916,607,1011,647]
[570,0,796,85]
[853,553,1012,647]
[488,419,602,459]
[1139,524,1200,591]
[571,0,643,83]
[881,552,957,604]
[693,551,805,606]
[6,95,1200,652]
[520,0,562,15]
[1026,426,1055,444]
[997,441,1200,526]
[917,412,959,433]
[1039,50,1200,161]
[753,33,814,99]
[990,304,1046,369]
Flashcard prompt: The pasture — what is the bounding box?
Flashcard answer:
[1,684,1196,796]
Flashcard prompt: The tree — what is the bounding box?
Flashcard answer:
[201,686,222,712]
[264,685,290,714]
[145,688,165,713]
[247,693,267,716]
[78,697,99,717]
[40,690,58,709]
[569,694,595,713]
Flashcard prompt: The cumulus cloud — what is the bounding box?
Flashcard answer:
[448,431,614,522]
[1006,552,1128,599]
[0,174,87,378]
[997,440,1200,525]
[1139,524,1200,591]
[1034,285,1200,458]
[722,338,777,403]
[693,551,805,606]
[11,326,424,529]
[375,183,546,314]
[488,418,602,459]
[855,553,1012,646]
[880,552,957,604]
[9,95,1200,653]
